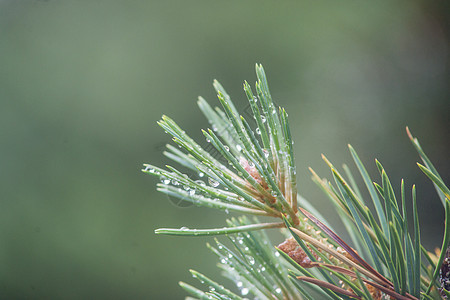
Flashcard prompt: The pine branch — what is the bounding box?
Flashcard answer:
[144,64,447,299]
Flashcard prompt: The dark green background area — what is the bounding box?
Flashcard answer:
[0,1,449,299]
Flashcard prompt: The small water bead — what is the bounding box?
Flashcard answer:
[208,177,220,188]
[275,288,282,294]
[241,288,249,296]
[180,226,189,231]
[246,255,255,265]
[236,145,242,152]
[198,172,204,177]
[255,128,261,135]
[289,166,297,175]
[260,266,266,272]
[260,115,266,123]
[220,258,227,264]
[262,149,269,158]
[143,165,153,172]
[237,281,243,288]
[171,180,180,185]
[195,180,206,186]
[189,189,196,196]
[274,251,280,257]
[224,145,230,151]
[161,177,171,185]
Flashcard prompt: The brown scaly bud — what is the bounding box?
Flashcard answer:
[366,284,382,300]
[278,237,318,268]
[336,246,360,265]
[440,246,450,299]
[240,157,268,189]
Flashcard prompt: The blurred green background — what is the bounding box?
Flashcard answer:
[1,1,449,299]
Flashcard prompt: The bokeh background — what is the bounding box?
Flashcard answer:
[1,1,449,299]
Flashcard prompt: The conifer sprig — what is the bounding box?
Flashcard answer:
[144,65,448,299]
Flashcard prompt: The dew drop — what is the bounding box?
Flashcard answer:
[224,146,230,151]
[195,180,206,187]
[275,288,281,294]
[237,281,243,288]
[274,251,280,257]
[255,128,261,135]
[198,172,204,177]
[241,288,249,296]
[246,255,255,265]
[180,226,189,231]
[260,115,266,123]
[236,144,242,152]
[208,177,220,187]
[143,165,154,172]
